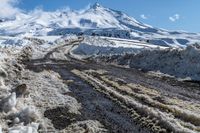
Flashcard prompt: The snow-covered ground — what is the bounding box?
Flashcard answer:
[0,36,96,132]
[0,35,200,132]
[1,35,200,81]
[0,2,200,133]
[0,47,41,132]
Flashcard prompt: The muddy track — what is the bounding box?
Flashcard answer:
[26,62,151,132]
[73,70,200,132]
[24,39,200,133]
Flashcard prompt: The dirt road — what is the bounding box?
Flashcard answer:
[24,39,200,133]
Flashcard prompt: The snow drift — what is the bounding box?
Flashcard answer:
[71,36,168,59]
[95,43,200,81]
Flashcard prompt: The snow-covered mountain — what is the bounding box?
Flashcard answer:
[0,3,200,47]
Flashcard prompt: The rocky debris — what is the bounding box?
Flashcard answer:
[13,63,23,72]
[24,37,46,45]
[0,67,7,79]
[14,84,28,98]
[18,46,33,62]
[44,106,78,130]
[0,67,7,87]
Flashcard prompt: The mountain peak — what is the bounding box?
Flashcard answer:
[91,2,103,9]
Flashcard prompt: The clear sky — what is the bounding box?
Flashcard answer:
[16,0,200,32]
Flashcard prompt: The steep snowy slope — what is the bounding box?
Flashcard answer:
[0,3,200,47]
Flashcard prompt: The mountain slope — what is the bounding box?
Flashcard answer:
[0,3,200,47]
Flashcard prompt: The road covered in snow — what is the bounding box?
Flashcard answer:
[0,2,200,132]
[0,36,200,133]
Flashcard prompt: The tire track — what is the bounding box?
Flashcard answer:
[71,69,169,133]
[72,69,200,133]
[58,68,150,133]
[89,72,200,131]
[24,37,200,133]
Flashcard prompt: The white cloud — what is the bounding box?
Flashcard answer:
[140,14,148,19]
[169,14,180,22]
[0,0,21,18]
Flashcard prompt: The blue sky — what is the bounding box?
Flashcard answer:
[17,0,200,32]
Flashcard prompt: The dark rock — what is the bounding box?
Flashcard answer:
[15,84,28,97]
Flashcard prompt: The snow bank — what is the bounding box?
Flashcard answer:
[0,49,17,131]
[97,43,200,81]
[0,46,41,132]
[71,36,148,59]
[128,43,200,80]
[72,43,141,58]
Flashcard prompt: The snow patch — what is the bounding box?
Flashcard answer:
[8,122,39,133]
[0,92,17,113]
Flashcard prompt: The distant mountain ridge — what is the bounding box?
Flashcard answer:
[0,3,200,47]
